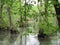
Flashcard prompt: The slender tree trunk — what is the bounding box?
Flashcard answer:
[19,0,23,45]
[44,0,49,24]
[7,7,13,30]
[0,0,3,28]
[20,0,23,27]
[24,0,27,45]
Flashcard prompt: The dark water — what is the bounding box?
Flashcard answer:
[0,30,60,45]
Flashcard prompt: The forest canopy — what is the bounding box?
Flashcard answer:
[0,0,60,35]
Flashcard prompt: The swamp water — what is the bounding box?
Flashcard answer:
[0,30,60,45]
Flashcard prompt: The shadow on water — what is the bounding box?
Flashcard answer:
[38,37,52,45]
[0,30,10,45]
[0,29,20,45]
[10,32,19,44]
[0,30,10,41]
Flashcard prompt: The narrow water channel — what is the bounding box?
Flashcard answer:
[0,30,60,45]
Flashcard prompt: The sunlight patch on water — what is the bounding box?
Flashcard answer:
[26,34,40,45]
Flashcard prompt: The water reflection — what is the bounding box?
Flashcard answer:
[10,33,20,45]
[0,30,60,45]
[0,30,10,45]
[39,39,52,45]
[26,34,40,45]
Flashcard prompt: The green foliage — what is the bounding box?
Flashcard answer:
[1,0,59,35]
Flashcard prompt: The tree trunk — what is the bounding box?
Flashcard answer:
[7,7,13,30]
[54,0,60,28]
[0,2,3,28]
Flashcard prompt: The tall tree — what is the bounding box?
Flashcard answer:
[0,0,4,29]
[54,0,60,28]
[7,0,14,30]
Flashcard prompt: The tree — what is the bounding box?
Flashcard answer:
[54,0,60,28]
[0,0,4,29]
[7,0,14,30]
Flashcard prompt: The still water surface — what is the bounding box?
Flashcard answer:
[0,30,60,45]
